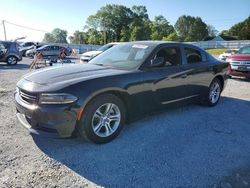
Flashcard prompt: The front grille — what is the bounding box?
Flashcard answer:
[231,61,250,65]
[19,90,38,104]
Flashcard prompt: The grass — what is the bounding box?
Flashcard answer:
[206,48,228,55]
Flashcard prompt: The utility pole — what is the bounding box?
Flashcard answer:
[2,20,7,41]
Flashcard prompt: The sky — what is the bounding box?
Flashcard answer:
[0,0,249,42]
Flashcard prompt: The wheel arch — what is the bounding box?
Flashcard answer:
[213,74,224,90]
[5,54,20,61]
[80,88,131,122]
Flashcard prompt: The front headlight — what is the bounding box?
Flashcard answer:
[39,93,78,104]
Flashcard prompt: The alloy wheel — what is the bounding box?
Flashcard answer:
[209,82,221,104]
[92,103,121,137]
[7,57,17,65]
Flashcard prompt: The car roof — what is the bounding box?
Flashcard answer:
[0,41,16,44]
[122,41,201,50]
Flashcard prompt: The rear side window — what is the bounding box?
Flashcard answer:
[184,47,202,64]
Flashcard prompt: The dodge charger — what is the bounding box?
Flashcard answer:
[15,41,229,144]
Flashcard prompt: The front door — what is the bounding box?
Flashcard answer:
[144,45,190,105]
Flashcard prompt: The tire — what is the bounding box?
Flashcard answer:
[204,78,222,106]
[6,56,18,65]
[78,94,126,144]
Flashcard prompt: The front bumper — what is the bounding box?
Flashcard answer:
[228,64,250,78]
[15,92,78,138]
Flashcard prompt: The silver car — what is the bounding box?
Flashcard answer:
[36,45,71,57]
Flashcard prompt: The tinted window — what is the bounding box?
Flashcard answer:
[153,46,180,67]
[2,42,10,49]
[238,46,250,54]
[185,47,202,64]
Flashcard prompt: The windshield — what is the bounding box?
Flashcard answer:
[98,43,115,52]
[238,46,250,54]
[89,43,154,70]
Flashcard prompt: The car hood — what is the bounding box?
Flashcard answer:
[18,64,128,92]
[229,54,250,60]
[81,51,102,57]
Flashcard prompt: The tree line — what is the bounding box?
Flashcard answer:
[42,4,250,44]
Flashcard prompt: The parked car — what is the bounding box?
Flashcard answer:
[227,45,250,78]
[218,49,238,61]
[0,41,22,65]
[36,45,72,57]
[80,42,119,63]
[15,41,228,144]
[19,42,36,56]
[25,45,43,58]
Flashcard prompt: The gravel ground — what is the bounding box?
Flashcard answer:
[0,58,250,188]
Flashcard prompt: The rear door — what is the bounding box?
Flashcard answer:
[53,46,60,56]
[180,45,214,97]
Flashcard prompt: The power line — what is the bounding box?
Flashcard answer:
[4,20,50,33]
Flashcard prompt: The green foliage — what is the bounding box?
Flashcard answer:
[42,28,68,43]
[162,32,180,41]
[84,4,177,43]
[175,15,208,41]
[228,16,250,40]
[69,31,86,44]
[207,24,218,37]
[129,6,151,41]
[150,15,175,40]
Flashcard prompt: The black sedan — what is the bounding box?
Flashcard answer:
[15,41,228,144]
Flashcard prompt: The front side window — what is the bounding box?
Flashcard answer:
[184,47,202,64]
[152,46,181,67]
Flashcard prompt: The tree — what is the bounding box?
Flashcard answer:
[85,28,102,44]
[69,31,86,44]
[43,33,54,43]
[86,4,133,43]
[129,5,151,41]
[42,28,68,43]
[175,15,208,41]
[162,32,179,41]
[150,15,174,40]
[228,16,250,40]
[220,30,230,36]
[207,24,218,37]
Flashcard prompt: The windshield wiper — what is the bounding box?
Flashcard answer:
[95,63,104,66]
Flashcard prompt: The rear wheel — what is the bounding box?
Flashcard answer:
[204,78,222,106]
[6,56,18,65]
[78,94,125,144]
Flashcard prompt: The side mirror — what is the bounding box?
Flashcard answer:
[150,57,164,67]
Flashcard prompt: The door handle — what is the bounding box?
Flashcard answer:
[181,74,187,78]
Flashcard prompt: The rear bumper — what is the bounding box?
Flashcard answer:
[15,92,78,138]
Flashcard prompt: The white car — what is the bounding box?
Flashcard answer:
[218,49,238,61]
[80,42,120,63]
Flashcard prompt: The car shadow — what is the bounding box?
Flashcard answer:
[32,96,250,187]
[0,63,30,70]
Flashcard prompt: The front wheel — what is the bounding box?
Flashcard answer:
[204,78,222,106]
[78,94,126,144]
